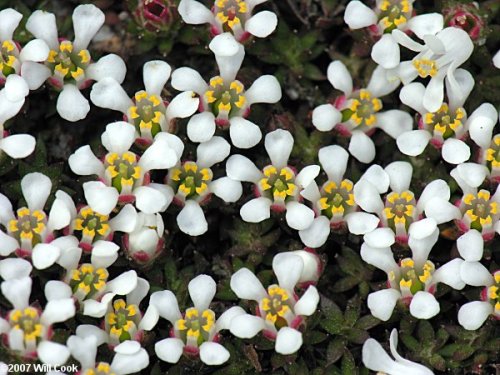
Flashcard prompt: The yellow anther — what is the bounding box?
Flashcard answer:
[394,15,406,26]
[285,183,296,196]
[227,17,241,28]
[210,76,224,87]
[274,190,287,200]
[2,40,14,52]
[177,319,187,330]
[332,205,345,214]
[47,50,57,63]
[106,152,119,164]
[78,50,90,63]
[18,207,30,217]
[205,90,216,103]
[479,216,492,226]
[200,168,212,181]
[259,178,271,190]
[216,12,229,23]
[349,99,360,112]
[71,67,84,79]
[387,192,399,204]
[132,167,141,179]
[81,264,94,274]
[107,313,117,325]
[184,162,198,172]
[263,166,277,177]
[171,169,182,181]
[400,279,412,288]
[179,184,191,195]
[463,194,475,205]
[324,181,337,193]
[186,308,199,319]
[495,302,500,311]
[400,191,413,202]
[195,183,208,195]
[129,106,139,119]
[365,114,376,126]
[280,168,293,181]
[266,312,277,324]
[488,286,498,299]
[359,90,371,100]
[490,202,498,214]
[55,63,69,76]
[239,2,248,13]
[135,91,148,102]
[235,95,246,108]
[218,102,231,112]
[230,81,243,93]
[60,41,73,52]
[10,310,22,322]
[78,283,91,294]
[465,209,477,221]
[350,113,362,125]
[413,59,438,78]
[152,111,162,123]
[277,305,290,317]
[477,190,490,201]
[379,0,390,11]
[20,231,33,240]
[319,197,330,210]
[121,178,134,187]
[401,259,414,268]
[8,220,18,232]
[384,207,395,219]
[434,124,446,134]
[394,216,406,225]
[346,193,355,206]
[122,152,136,163]
[401,0,410,12]
[148,95,160,107]
[424,113,434,124]
[106,166,119,178]
[187,329,200,338]
[113,299,127,311]
[381,16,392,28]
[110,326,122,336]
[340,180,353,191]
[372,98,382,112]
[97,363,111,373]
[261,298,271,311]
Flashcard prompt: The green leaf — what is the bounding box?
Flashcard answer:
[355,315,380,330]
[327,338,346,365]
[344,297,361,327]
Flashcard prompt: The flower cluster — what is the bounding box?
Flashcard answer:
[0,0,498,373]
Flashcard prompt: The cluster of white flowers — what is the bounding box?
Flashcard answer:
[0,0,498,373]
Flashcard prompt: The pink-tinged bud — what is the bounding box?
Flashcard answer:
[123,213,165,265]
[443,3,486,43]
[133,0,176,32]
[292,249,323,286]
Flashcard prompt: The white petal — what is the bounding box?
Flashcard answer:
[276,327,303,355]
[67,335,98,370]
[298,216,330,248]
[344,1,377,29]
[423,198,461,224]
[293,249,322,284]
[285,201,314,230]
[326,60,353,95]
[55,245,81,271]
[111,344,149,374]
[456,230,483,262]
[0,258,31,280]
[26,10,58,50]
[0,90,23,124]
[494,49,500,69]
[230,268,267,301]
[318,145,348,182]
[20,61,51,90]
[408,218,437,240]
[366,65,401,97]
[345,212,380,235]
[149,290,182,324]
[189,274,216,311]
[0,231,18,256]
[108,204,137,233]
[300,181,321,202]
[21,172,51,211]
[197,136,231,168]
[44,281,72,301]
[467,103,498,149]
[376,110,413,139]
[72,4,105,50]
[399,82,426,113]
[210,34,240,58]
[445,68,474,110]
[214,41,245,82]
[229,117,262,149]
[154,133,185,159]
[264,129,293,168]
[349,130,376,163]
[0,8,22,41]
[38,341,70,366]
[106,270,138,295]
[407,13,443,39]
[458,302,493,330]
[240,197,272,223]
[47,196,72,231]
[187,112,216,143]
[372,35,400,69]
[91,240,120,269]
[442,138,470,164]
[155,338,185,364]
[367,289,401,321]
[165,91,199,120]
[272,252,304,291]
[459,261,493,287]
[126,277,150,306]
[409,291,440,319]
[432,258,465,290]
[423,75,445,113]
[215,306,247,332]
[171,67,208,94]
[245,75,282,105]
[4,74,29,102]
[90,77,132,114]
[143,60,171,95]
[86,54,127,84]
[8,328,24,351]
[177,200,207,236]
[353,179,384,213]
[385,161,412,192]
[312,104,340,131]
[139,137,179,171]
[408,227,439,267]
[293,286,319,316]
[40,298,75,325]
[397,130,430,157]
[139,304,160,331]
[0,134,36,159]
[20,39,49,63]
[363,228,395,248]
[226,154,262,183]
[32,243,61,270]
[229,314,265,338]
[360,243,398,275]
[199,342,230,365]
[417,180,449,213]
[83,181,118,216]
[83,294,116,318]
[245,11,277,38]
[178,0,214,24]
[211,177,242,203]
[56,85,90,122]
[75,324,108,345]
[68,145,104,176]
[101,121,136,154]
[360,165,390,194]
[456,163,488,189]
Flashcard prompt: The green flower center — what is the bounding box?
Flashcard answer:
[47,40,90,83]
[258,165,297,202]
[204,76,246,118]
[170,161,213,199]
[106,299,140,343]
[174,307,216,346]
[70,263,108,300]
[318,179,355,219]
[424,103,465,139]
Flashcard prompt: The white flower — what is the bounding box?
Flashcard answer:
[69,121,182,215]
[171,33,281,148]
[178,0,278,42]
[0,8,50,99]
[64,200,138,253]
[0,85,36,159]
[0,258,74,365]
[388,27,473,113]
[344,0,443,70]
[227,129,319,230]
[458,269,499,330]
[0,172,73,259]
[451,163,499,241]
[43,239,140,319]
[67,333,149,375]
[471,106,500,183]
[156,136,241,236]
[354,161,460,244]
[229,252,320,355]
[362,329,434,374]
[25,4,127,121]
[298,145,380,247]
[312,60,412,163]
[90,60,199,146]
[361,224,465,321]
[397,78,497,164]
[123,212,165,264]
[493,49,500,69]
[142,274,244,365]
